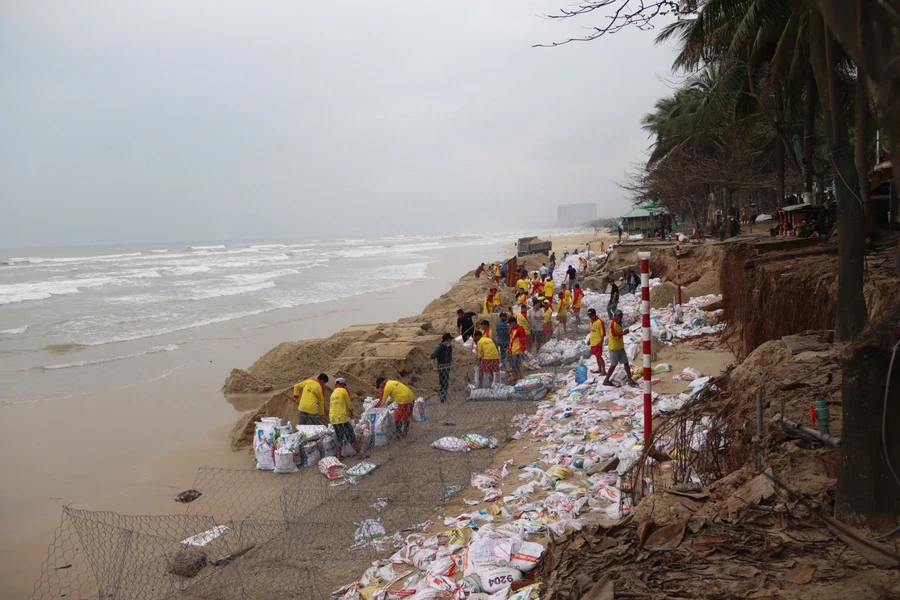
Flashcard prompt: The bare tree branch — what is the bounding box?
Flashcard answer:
[534,0,690,47]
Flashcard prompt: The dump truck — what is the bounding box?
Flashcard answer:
[516,236,552,257]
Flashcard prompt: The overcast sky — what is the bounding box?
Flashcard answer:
[0,1,676,248]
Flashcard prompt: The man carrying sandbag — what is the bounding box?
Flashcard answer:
[293,373,329,425]
[374,376,415,438]
[330,377,368,459]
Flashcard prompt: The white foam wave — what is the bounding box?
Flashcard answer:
[225,268,300,285]
[190,245,226,250]
[187,280,275,301]
[0,277,111,305]
[151,249,169,253]
[250,243,286,249]
[5,252,142,266]
[128,269,161,279]
[38,344,179,370]
[161,265,211,276]
[0,325,29,335]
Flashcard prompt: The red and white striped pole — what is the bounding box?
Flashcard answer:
[676,244,682,306]
[639,251,652,446]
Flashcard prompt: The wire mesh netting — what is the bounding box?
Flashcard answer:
[31,357,587,600]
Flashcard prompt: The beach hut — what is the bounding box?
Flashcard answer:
[621,202,672,237]
[777,202,821,235]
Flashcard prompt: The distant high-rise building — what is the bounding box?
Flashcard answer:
[557,203,597,225]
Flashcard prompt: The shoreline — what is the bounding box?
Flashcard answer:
[0,240,513,599]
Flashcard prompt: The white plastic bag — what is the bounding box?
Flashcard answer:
[681,367,702,381]
[431,437,472,452]
[412,397,427,422]
[354,519,385,541]
[476,565,522,593]
[274,448,298,473]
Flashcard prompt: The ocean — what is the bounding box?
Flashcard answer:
[0,232,522,406]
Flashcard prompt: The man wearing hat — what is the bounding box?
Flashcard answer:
[330,377,367,459]
[602,309,638,387]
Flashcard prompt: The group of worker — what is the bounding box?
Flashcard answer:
[291,372,422,456]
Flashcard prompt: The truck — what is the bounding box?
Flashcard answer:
[516,236,552,257]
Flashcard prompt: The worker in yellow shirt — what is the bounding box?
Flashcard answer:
[572,283,584,322]
[330,377,368,459]
[478,319,492,340]
[507,318,527,381]
[515,307,532,351]
[560,284,572,309]
[531,273,543,296]
[516,275,530,294]
[484,286,500,314]
[602,309,638,387]
[375,377,416,437]
[293,373,329,425]
[474,330,500,387]
[517,290,528,308]
[587,308,606,374]
[542,299,554,341]
[556,291,570,337]
[492,264,501,284]
[543,277,555,302]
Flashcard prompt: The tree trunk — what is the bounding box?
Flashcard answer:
[776,138,785,205]
[855,75,873,237]
[810,5,868,342]
[834,297,900,531]
[814,0,900,155]
[803,64,817,199]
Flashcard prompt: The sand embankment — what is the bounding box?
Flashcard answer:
[224,264,518,448]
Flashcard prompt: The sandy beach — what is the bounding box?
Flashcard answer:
[0,240,515,599]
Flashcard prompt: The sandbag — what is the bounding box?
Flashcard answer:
[318,456,346,479]
[432,437,471,452]
[274,448,297,474]
[412,397,427,422]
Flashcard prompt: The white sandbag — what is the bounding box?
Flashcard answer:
[461,433,497,449]
[412,398,427,422]
[299,441,320,467]
[274,448,297,473]
[681,367,702,381]
[368,408,395,446]
[254,441,275,471]
[431,437,471,452]
[476,565,522,593]
[354,519,385,541]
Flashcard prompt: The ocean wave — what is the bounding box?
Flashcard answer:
[36,344,179,371]
[4,252,142,266]
[190,245,226,250]
[187,280,275,301]
[151,249,169,253]
[128,269,161,279]
[250,243,286,249]
[160,265,211,276]
[0,325,28,335]
[0,276,119,305]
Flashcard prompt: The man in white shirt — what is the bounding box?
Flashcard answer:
[539,263,548,278]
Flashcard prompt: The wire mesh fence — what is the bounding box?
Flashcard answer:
[31,355,578,600]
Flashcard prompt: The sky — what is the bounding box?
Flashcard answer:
[0,1,677,248]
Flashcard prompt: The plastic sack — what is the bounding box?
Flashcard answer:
[412,398,427,422]
[346,461,378,478]
[425,557,457,578]
[255,419,277,446]
[432,437,471,452]
[274,448,298,473]
[354,519,385,541]
[318,456,346,479]
[299,441,321,467]
[424,575,457,592]
[294,424,328,442]
[681,367,702,381]
[369,408,395,447]
[318,434,337,458]
[254,440,275,471]
[652,363,672,374]
[476,565,522,593]
[462,434,497,449]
